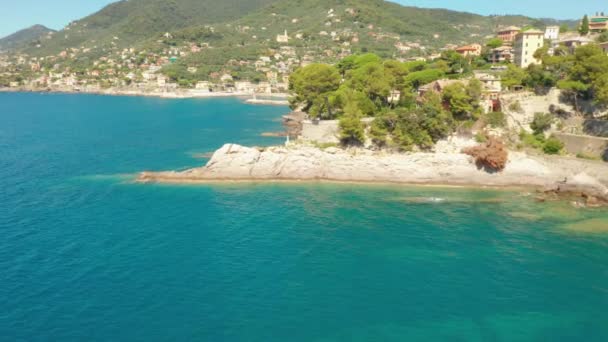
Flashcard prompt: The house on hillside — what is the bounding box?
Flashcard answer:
[497,26,521,44]
[544,26,560,40]
[455,44,482,57]
[490,46,513,63]
[513,30,544,68]
[474,72,503,112]
[418,79,469,97]
[589,13,608,32]
[555,36,593,53]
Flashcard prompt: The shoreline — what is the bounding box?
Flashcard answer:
[135,174,536,192]
[0,87,289,102]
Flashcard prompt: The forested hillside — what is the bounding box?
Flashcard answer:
[0,25,55,52]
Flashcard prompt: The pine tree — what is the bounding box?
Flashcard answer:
[580,15,590,35]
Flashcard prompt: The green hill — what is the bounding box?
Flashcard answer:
[20,0,571,58]
[0,25,56,52]
[23,0,279,55]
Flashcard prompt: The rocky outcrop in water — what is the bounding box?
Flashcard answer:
[138,144,608,206]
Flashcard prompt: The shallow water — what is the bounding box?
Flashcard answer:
[1,93,608,341]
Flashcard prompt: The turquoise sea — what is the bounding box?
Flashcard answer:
[1,92,608,341]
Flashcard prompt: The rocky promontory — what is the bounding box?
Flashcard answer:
[138,143,608,205]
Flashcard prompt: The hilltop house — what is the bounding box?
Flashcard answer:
[497,26,521,44]
[513,30,544,68]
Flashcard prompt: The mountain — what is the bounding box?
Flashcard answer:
[19,0,572,58]
[0,25,56,52]
[21,0,279,56]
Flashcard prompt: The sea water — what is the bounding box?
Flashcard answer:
[1,93,608,341]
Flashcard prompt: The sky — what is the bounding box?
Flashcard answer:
[0,0,605,38]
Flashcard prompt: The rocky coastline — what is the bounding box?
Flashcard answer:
[137,143,608,207]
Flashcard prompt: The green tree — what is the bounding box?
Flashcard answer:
[557,80,588,111]
[289,64,341,118]
[417,92,454,145]
[543,137,564,155]
[530,112,554,135]
[560,24,570,33]
[442,81,482,121]
[524,64,557,90]
[501,64,527,89]
[403,69,444,89]
[339,102,365,146]
[580,15,590,35]
[347,61,392,105]
[486,38,504,49]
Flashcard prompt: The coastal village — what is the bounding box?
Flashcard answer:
[2,10,607,98]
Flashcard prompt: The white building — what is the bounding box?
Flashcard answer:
[276,30,289,43]
[513,30,544,68]
[544,26,560,40]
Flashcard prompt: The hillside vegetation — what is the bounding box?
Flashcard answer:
[0,25,55,52]
[16,0,564,58]
[21,0,278,55]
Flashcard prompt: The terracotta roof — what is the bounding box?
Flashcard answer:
[498,26,521,32]
[455,45,480,51]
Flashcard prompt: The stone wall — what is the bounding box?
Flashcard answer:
[300,118,375,144]
[301,119,340,144]
[554,133,608,160]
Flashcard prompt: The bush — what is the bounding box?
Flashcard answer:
[530,112,553,134]
[543,137,564,155]
[463,136,509,171]
[474,132,487,143]
[485,111,507,128]
[508,101,523,113]
[519,130,544,149]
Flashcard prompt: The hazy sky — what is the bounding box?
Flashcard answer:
[0,0,605,38]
